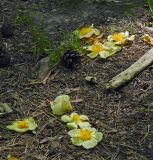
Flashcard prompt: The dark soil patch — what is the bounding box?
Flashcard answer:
[0,0,153,160]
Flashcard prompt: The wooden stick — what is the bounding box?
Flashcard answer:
[106,48,153,91]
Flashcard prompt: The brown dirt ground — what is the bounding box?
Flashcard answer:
[0,0,153,160]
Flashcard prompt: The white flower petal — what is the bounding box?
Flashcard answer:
[80,115,89,121]
[78,122,91,128]
[68,129,79,137]
[99,51,111,58]
[80,31,94,38]
[61,115,71,122]
[71,137,83,146]
[124,31,129,37]
[87,46,93,51]
[87,52,99,59]
[127,35,135,41]
[93,28,100,35]
[93,132,103,142]
[107,35,113,41]
[67,122,78,130]
[82,138,98,149]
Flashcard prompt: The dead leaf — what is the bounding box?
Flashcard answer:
[0,103,13,115]
[143,34,153,45]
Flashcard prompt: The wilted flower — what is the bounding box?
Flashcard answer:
[107,31,135,45]
[79,24,100,39]
[87,42,108,58]
[6,117,37,133]
[83,33,104,44]
[61,112,91,129]
[99,41,122,58]
[86,41,121,59]
[68,128,103,149]
[7,154,18,160]
[142,34,153,45]
[51,95,73,115]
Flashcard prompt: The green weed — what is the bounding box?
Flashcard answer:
[49,31,81,68]
[140,108,153,112]
[16,11,52,57]
[146,0,153,15]
[107,25,118,34]
[16,12,81,68]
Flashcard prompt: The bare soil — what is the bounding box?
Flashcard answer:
[0,0,153,160]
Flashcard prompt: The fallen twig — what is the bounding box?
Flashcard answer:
[28,69,59,85]
[106,48,153,91]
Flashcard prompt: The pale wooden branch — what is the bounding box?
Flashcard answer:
[106,48,153,91]
[144,26,153,32]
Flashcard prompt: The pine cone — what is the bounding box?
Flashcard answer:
[61,50,81,69]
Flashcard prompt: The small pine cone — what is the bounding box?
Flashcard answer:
[61,50,81,69]
[1,22,15,38]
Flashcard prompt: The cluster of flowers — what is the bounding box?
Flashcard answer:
[6,95,102,159]
[78,24,135,59]
[51,95,103,149]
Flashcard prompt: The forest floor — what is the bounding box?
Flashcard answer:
[0,0,153,160]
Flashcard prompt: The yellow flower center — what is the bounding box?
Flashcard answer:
[72,114,81,122]
[17,120,29,129]
[92,44,104,53]
[80,27,92,36]
[112,33,126,44]
[78,129,92,141]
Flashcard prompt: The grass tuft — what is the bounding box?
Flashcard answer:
[16,11,53,57]
[16,11,81,68]
[146,0,153,15]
